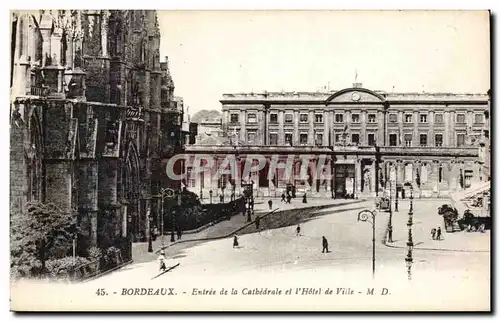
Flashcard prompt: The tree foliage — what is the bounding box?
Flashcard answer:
[11,201,77,277]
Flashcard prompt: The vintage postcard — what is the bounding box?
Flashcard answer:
[9,10,491,311]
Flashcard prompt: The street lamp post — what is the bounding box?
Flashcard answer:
[357,209,377,279]
[387,180,394,243]
[148,213,153,252]
[406,185,414,280]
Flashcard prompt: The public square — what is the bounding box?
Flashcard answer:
[85,197,490,310]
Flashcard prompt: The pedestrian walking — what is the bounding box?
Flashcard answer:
[255,215,261,230]
[286,193,292,204]
[281,193,286,202]
[322,236,329,253]
[296,225,301,236]
[302,193,307,204]
[158,250,167,272]
[176,226,182,240]
[387,225,393,243]
[233,235,239,248]
[431,228,436,240]
[268,199,273,210]
[436,227,442,240]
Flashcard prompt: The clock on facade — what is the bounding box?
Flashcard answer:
[351,92,361,101]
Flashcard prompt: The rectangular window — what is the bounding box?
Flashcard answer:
[464,170,473,188]
[405,114,413,123]
[420,114,427,123]
[285,133,293,145]
[457,133,465,147]
[187,168,195,188]
[269,133,278,145]
[484,130,489,139]
[434,114,443,123]
[247,113,257,123]
[457,114,465,123]
[435,134,443,147]
[230,114,239,123]
[285,114,293,123]
[247,131,256,142]
[404,134,412,147]
[475,113,484,124]
[351,133,359,144]
[315,114,323,123]
[389,134,397,146]
[270,114,278,124]
[420,134,427,146]
[351,114,360,123]
[335,114,343,123]
[335,133,342,142]
[300,114,308,123]
[300,133,308,145]
[389,113,398,123]
[368,114,376,123]
[368,133,375,146]
[316,133,323,145]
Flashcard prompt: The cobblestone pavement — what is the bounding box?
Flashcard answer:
[131,198,366,263]
[385,199,490,252]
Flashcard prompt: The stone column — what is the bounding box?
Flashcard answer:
[239,110,246,142]
[260,110,266,145]
[413,110,419,146]
[278,110,285,145]
[355,159,362,197]
[323,109,329,146]
[377,109,384,144]
[370,158,376,193]
[449,111,456,147]
[293,110,299,146]
[330,110,335,144]
[398,111,404,146]
[429,110,435,146]
[361,111,367,145]
[307,110,314,145]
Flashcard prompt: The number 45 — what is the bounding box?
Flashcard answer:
[96,288,107,296]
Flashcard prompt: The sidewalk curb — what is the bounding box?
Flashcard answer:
[382,241,489,253]
[156,199,366,254]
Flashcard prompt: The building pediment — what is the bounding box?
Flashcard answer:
[326,88,385,104]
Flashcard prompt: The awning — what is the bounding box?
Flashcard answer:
[450,181,491,217]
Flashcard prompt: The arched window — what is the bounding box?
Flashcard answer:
[439,165,443,183]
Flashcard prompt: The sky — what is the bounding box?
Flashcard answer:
[157,10,490,115]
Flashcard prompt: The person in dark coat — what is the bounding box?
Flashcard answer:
[255,215,261,230]
[176,226,182,240]
[302,193,307,204]
[286,193,292,204]
[233,235,239,248]
[322,236,329,253]
[436,227,442,240]
[268,199,273,210]
[281,193,286,202]
[387,225,393,243]
[296,225,301,236]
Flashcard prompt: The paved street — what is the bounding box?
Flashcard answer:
[91,199,489,293]
[387,199,490,252]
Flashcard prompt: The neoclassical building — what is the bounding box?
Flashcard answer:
[185,83,490,200]
[10,10,190,253]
